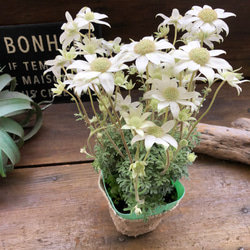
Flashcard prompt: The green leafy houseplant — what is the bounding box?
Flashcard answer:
[0,71,43,177]
[45,4,248,223]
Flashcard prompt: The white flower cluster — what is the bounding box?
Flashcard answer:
[46,5,248,155]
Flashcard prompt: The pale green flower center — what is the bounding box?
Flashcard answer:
[120,104,129,111]
[163,87,180,101]
[85,44,96,54]
[90,58,111,72]
[198,9,217,23]
[85,12,95,21]
[147,125,164,138]
[130,117,143,128]
[178,111,189,122]
[189,47,210,66]
[134,39,156,55]
[152,72,162,80]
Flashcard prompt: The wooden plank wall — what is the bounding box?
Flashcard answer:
[0,0,250,77]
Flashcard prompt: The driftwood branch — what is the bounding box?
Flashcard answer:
[194,118,250,165]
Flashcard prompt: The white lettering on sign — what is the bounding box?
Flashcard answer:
[3,34,59,54]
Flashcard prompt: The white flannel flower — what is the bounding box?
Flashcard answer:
[120,105,154,136]
[114,93,140,111]
[67,54,128,95]
[157,8,183,30]
[120,36,174,73]
[183,5,235,35]
[144,75,200,118]
[215,69,249,95]
[131,120,178,150]
[172,41,232,82]
[44,47,77,78]
[76,7,111,30]
[182,30,223,49]
[64,74,98,96]
[51,80,65,96]
[102,37,123,55]
[75,37,105,58]
[59,12,85,49]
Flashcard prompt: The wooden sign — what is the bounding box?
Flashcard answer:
[0,22,101,103]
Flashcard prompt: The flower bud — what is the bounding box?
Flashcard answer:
[187,152,197,162]
[134,205,142,215]
[129,161,146,179]
[179,139,188,148]
[97,132,102,139]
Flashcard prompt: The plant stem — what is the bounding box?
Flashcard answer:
[133,176,144,204]
[160,149,170,175]
[186,80,226,140]
[187,71,197,92]
[173,25,178,46]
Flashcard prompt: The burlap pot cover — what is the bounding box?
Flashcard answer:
[98,173,185,237]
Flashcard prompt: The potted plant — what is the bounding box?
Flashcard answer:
[45,5,248,236]
[0,70,43,177]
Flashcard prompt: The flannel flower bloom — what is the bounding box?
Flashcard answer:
[76,7,110,30]
[172,41,232,82]
[183,5,236,35]
[75,37,106,59]
[157,8,183,30]
[120,105,154,136]
[120,36,174,73]
[182,30,223,49]
[114,93,140,111]
[67,54,128,95]
[44,47,77,78]
[215,69,249,95]
[144,75,200,118]
[60,12,84,49]
[131,120,178,150]
[51,80,65,96]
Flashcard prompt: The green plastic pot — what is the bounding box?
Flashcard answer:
[101,172,185,220]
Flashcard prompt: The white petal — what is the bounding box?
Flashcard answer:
[207,58,232,70]
[135,56,149,73]
[144,135,156,150]
[75,71,100,80]
[155,40,174,50]
[162,120,175,132]
[135,128,145,137]
[199,66,215,82]
[200,23,216,34]
[158,101,170,111]
[155,52,175,64]
[169,102,180,118]
[209,49,226,57]
[155,138,169,149]
[146,53,161,65]
[162,135,178,148]
[99,72,114,95]
[131,135,144,145]
[172,50,189,59]
[174,61,190,74]
[188,61,200,71]
[172,9,180,19]
[68,60,90,70]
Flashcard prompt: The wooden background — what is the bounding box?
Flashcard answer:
[0,0,250,77]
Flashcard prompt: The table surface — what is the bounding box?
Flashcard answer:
[0,84,250,250]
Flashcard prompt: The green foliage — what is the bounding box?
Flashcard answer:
[93,126,200,217]
[0,73,43,177]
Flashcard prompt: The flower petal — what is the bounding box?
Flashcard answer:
[144,135,156,150]
[135,56,149,73]
[99,72,115,95]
